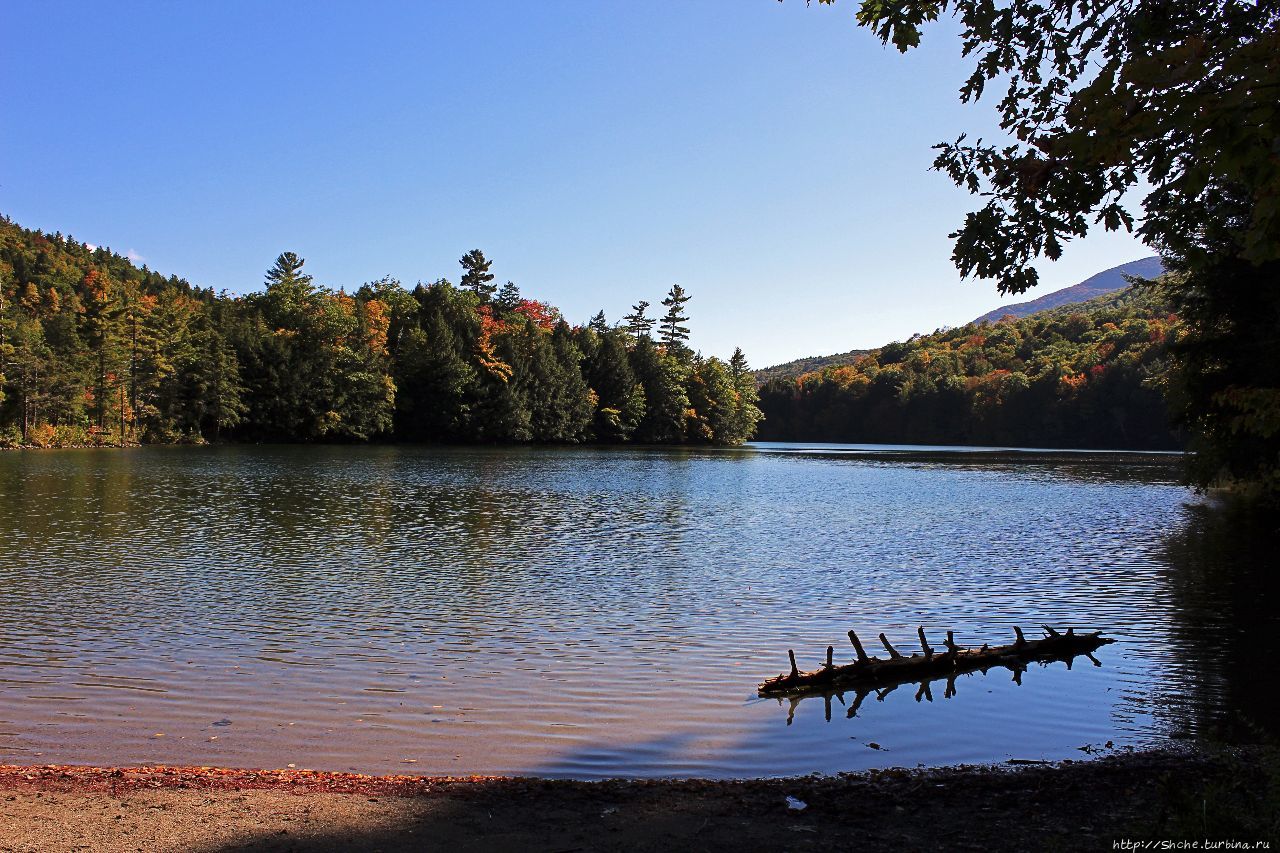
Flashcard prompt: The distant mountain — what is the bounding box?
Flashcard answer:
[754,256,1166,384]
[972,256,1164,324]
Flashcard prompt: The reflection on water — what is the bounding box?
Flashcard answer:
[0,444,1270,779]
[1159,502,1280,743]
[777,649,1109,726]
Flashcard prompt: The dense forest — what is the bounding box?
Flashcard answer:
[0,216,762,448]
[757,287,1182,449]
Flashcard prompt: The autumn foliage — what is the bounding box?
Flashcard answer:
[758,286,1180,450]
[0,217,762,448]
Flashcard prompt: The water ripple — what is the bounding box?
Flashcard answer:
[0,444,1261,778]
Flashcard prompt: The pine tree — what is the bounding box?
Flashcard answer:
[548,321,594,442]
[459,249,497,301]
[133,290,193,441]
[495,281,522,313]
[689,354,761,445]
[623,300,654,340]
[260,251,319,333]
[395,309,475,439]
[326,292,395,441]
[588,310,608,333]
[0,285,11,415]
[726,346,763,444]
[247,253,321,438]
[3,306,54,442]
[198,324,246,442]
[659,285,691,351]
[264,252,311,288]
[514,320,573,442]
[630,336,690,443]
[79,269,128,441]
[586,329,640,441]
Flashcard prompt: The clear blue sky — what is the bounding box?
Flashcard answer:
[1,1,1149,367]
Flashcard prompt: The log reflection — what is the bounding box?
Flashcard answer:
[777,649,1107,726]
[760,625,1113,698]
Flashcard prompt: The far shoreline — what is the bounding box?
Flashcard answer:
[1,438,1187,455]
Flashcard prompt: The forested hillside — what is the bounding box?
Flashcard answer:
[756,257,1164,386]
[0,217,762,447]
[752,348,872,385]
[758,286,1181,449]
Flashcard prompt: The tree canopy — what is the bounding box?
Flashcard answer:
[759,285,1179,448]
[813,0,1278,292]
[0,218,763,449]
[807,0,1280,496]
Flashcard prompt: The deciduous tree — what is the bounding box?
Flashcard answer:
[804,0,1279,494]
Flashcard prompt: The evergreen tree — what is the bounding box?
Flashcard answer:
[586,329,643,442]
[192,320,246,442]
[623,300,654,340]
[459,249,497,301]
[259,252,318,329]
[245,253,394,441]
[264,251,311,288]
[588,310,608,333]
[0,284,11,414]
[520,322,569,441]
[245,254,320,438]
[473,323,531,442]
[395,309,474,440]
[495,281,522,313]
[79,269,128,440]
[133,290,195,441]
[547,321,594,442]
[659,284,691,352]
[3,310,54,442]
[727,347,764,443]
[630,336,690,443]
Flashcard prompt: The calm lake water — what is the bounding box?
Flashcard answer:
[0,443,1274,779]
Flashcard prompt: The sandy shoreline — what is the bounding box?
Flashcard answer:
[2,749,1274,851]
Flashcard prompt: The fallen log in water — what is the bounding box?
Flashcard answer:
[758,626,1114,699]
[772,648,1109,726]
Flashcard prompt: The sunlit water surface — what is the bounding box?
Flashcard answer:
[0,443,1271,779]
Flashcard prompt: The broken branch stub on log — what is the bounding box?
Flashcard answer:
[759,625,1115,698]
[849,631,870,664]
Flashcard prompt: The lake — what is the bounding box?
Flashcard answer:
[0,443,1273,779]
